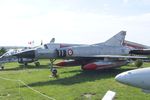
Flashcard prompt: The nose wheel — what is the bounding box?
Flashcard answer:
[49,59,58,78]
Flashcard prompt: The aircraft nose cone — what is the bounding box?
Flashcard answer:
[115,72,128,84]
[115,74,124,82]
[115,71,134,85]
[14,49,36,58]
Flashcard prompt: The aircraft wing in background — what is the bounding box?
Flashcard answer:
[129,49,150,55]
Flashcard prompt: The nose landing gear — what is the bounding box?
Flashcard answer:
[49,59,58,78]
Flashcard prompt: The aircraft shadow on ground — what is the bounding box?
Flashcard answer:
[2,64,50,71]
[26,68,136,87]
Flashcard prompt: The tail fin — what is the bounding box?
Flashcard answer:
[104,31,126,46]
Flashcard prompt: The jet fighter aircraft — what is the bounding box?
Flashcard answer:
[9,31,147,72]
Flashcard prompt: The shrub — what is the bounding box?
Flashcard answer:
[134,59,143,68]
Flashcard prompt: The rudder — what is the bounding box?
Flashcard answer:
[104,31,126,46]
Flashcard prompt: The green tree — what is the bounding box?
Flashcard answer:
[134,59,143,68]
[0,47,7,56]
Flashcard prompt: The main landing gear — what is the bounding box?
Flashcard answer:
[34,61,40,67]
[49,59,58,78]
[0,66,4,70]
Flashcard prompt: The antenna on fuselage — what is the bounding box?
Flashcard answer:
[50,38,55,43]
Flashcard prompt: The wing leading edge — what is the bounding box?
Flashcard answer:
[72,55,147,59]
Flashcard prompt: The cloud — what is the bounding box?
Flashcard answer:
[123,0,129,4]
[1,10,150,45]
[0,0,150,46]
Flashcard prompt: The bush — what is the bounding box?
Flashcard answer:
[0,47,6,56]
[134,59,143,68]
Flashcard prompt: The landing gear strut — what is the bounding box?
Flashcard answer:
[49,59,58,78]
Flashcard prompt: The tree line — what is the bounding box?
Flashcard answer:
[0,47,7,56]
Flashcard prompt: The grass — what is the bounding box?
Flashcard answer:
[0,60,150,100]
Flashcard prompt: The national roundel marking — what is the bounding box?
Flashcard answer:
[68,49,73,56]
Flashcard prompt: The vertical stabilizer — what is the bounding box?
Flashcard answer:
[104,31,126,46]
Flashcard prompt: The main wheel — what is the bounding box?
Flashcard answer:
[24,63,28,66]
[81,64,85,70]
[1,66,4,70]
[35,62,40,67]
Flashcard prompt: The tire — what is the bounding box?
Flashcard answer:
[24,63,28,66]
[1,66,4,70]
[35,62,40,67]
[81,65,85,70]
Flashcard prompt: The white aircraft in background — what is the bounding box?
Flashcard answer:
[0,38,85,69]
[0,48,37,69]
[115,67,150,93]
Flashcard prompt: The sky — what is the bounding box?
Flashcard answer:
[0,0,150,46]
